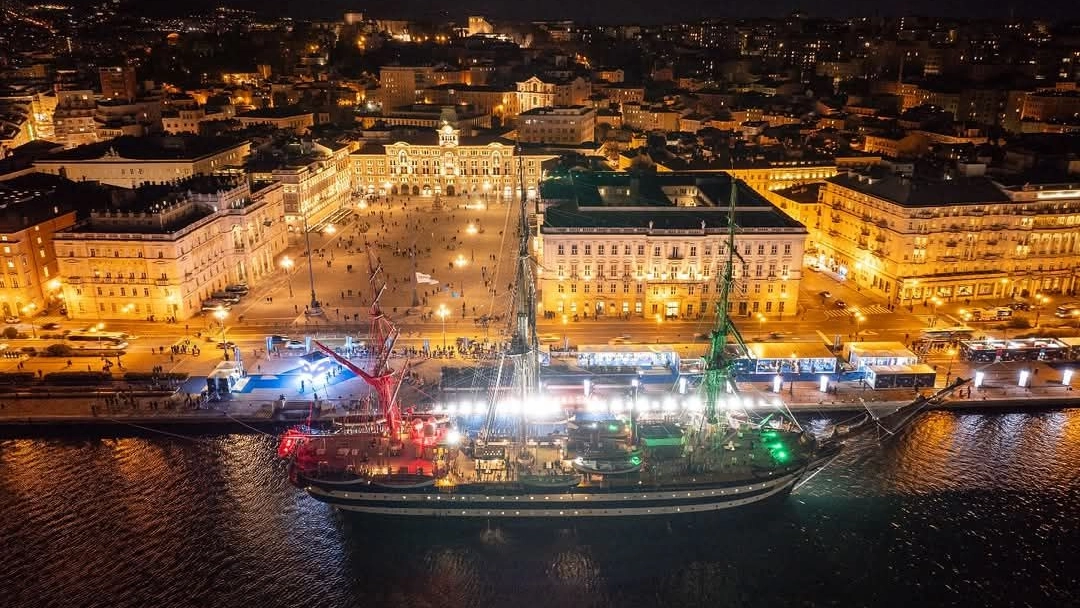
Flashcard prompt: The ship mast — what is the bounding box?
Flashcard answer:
[702,172,750,424]
[510,145,539,442]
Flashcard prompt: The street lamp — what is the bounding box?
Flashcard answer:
[21,304,37,338]
[280,256,295,297]
[855,312,866,339]
[437,304,449,349]
[214,307,229,360]
[945,347,958,384]
[757,313,766,338]
[930,296,943,326]
[301,214,322,315]
[561,314,568,350]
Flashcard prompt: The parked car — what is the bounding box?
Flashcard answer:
[268,334,290,345]
[211,291,241,304]
[608,336,633,345]
[834,300,848,309]
[41,322,61,330]
[4,316,19,324]
[201,300,231,312]
[284,339,306,350]
[818,291,832,299]
[225,284,249,295]
[1009,301,1031,311]
[537,334,561,344]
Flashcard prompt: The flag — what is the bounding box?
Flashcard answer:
[415,272,439,285]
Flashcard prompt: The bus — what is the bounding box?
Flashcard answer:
[66,330,129,351]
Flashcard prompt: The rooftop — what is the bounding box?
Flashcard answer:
[541,172,805,232]
[825,171,1011,207]
[36,135,247,163]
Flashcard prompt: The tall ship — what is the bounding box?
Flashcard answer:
[279,161,844,519]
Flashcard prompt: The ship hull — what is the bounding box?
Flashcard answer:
[302,466,806,518]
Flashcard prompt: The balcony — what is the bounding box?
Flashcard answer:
[860,228,871,236]
[945,240,959,248]
[985,239,998,246]
[827,229,841,237]
[66,277,82,285]
[856,239,869,250]
[667,253,685,260]
[939,255,959,262]
[830,214,841,223]
[155,278,170,286]
[872,249,889,259]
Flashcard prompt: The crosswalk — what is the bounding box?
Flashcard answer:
[823,304,892,319]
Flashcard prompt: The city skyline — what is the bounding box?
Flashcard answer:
[65,0,1080,22]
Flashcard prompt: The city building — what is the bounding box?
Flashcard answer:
[256,140,351,237]
[98,67,138,103]
[538,171,807,320]
[422,84,518,123]
[379,66,436,110]
[0,178,78,317]
[350,110,556,199]
[54,176,286,322]
[235,108,314,135]
[52,90,98,149]
[33,135,250,188]
[814,170,1080,306]
[516,76,591,114]
[516,106,596,145]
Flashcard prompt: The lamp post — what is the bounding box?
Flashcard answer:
[945,347,958,385]
[302,214,321,315]
[930,296,942,326]
[855,312,866,340]
[437,304,449,349]
[214,307,229,360]
[757,313,766,338]
[22,304,37,338]
[280,256,294,297]
[562,314,568,350]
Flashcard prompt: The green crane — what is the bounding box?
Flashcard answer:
[702,173,751,424]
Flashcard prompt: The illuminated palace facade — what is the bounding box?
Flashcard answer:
[350,113,556,200]
[538,172,807,320]
[813,171,1080,304]
[54,177,286,322]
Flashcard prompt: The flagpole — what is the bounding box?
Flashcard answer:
[411,237,420,307]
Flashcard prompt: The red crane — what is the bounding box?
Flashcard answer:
[313,244,402,440]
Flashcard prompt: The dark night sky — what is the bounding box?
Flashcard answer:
[121,0,1080,23]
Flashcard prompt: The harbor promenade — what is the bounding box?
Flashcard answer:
[1,350,1078,429]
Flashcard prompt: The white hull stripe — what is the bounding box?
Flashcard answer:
[328,477,798,518]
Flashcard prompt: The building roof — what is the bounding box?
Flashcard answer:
[773,183,822,205]
[541,171,805,232]
[237,106,313,119]
[825,172,1010,207]
[36,135,247,163]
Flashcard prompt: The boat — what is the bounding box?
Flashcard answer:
[282,163,842,519]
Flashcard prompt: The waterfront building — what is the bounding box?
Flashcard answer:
[33,135,250,189]
[538,171,807,320]
[0,178,77,317]
[54,176,286,321]
[815,170,1080,305]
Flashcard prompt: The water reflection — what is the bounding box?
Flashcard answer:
[1,410,1079,607]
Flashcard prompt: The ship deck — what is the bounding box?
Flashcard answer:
[294,422,811,491]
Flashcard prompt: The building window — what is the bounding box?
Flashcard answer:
[571,283,577,293]
[584,244,591,255]
[557,284,564,293]
[571,245,578,255]
[770,244,778,255]
[757,244,765,255]
[637,245,645,256]
[598,245,605,255]
[783,244,791,255]
[653,246,661,257]
[557,244,564,255]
